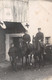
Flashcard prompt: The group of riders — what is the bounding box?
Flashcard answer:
[8,28,46,70]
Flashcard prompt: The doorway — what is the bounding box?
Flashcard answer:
[12,37,22,48]
[5,33,24,61]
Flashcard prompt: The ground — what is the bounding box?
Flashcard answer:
[0,61,52,80]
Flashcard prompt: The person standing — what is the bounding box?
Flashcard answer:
[8,43,17,70]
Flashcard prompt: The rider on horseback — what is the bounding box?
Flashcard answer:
[35,28,44,67]
[23,32,31,44]
[36,28,44,48]
[23,32,31,65]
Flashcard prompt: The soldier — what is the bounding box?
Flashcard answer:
[36,28,44,42]
[23,32,31,43]
[8,43,17,70]
[8,43,17,57]
[35,28,44,67]
[35,28,44,49]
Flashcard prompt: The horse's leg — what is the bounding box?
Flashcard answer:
[26,56,27,66]
[40,50,44,67]
[27,55,29,66]
[30,54,32,65]
[38,53,42,68]
[42,49,45,66]
[43,54,46,65]
[25,55,28,66]
[22,56,23,68]
[34,55,37,68]
[42,53,45,67]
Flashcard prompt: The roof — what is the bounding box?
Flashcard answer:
[4,22,27,34]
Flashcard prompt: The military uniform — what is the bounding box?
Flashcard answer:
[8,46,17,57]
[36,32,44,42]
[36,31,44,49]
[23,33,31,43]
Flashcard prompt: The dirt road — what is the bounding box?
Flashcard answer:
[0,61,52,80]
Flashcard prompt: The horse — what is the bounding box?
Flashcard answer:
[32,37,45,68]
[25,42,34,66]
[19,38,28,67]
[36,40,45,68]
[19,38,34,67]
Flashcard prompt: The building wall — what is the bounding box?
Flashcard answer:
[28,1,52,44]
[0,0,28,22]
[0,27,5,62]
[0,0,28,61]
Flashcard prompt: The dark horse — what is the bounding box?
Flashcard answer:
[19,38,27,66]
[32,37,45,68]
[19,38,33,66]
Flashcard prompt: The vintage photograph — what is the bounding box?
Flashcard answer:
[0,0,52,80]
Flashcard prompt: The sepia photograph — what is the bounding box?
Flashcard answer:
[0,0,52,80]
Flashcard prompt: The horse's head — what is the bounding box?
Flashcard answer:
[32,37,37,49]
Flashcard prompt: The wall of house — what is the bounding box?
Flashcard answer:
[0,0,28,22]
[28,1,52,44]
[0,0,28,61]
[0,27,5,62]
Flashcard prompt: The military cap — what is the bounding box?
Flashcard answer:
[38,28,41,30]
